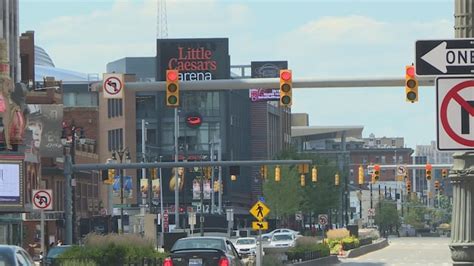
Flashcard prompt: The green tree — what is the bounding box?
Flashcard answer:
[403,197,428,229]
[374,200,400,236]
[263,148,341,226]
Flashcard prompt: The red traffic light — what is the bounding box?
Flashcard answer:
[281,70,292,81]
[406,66,415,77]
[374,164,380,172]
[167,70,178,81]
[425,163,432,171]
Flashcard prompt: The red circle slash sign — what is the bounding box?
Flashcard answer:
[440,80,474,147]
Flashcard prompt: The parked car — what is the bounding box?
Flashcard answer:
[268,233,296,248]
[0,245,35,266]
[262,228,301,241]
[44,245,72,266]
[164,236,243,266]
[234,237,257,257]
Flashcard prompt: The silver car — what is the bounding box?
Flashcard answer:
[0,245,35,266]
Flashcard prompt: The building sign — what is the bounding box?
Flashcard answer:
[156,38,230,81]
[26,104,63,159]
[0,160,23,211]
[249,61,288,102]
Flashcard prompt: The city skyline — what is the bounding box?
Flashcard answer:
[20,0,455,148]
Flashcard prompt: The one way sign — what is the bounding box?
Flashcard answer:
[416,39,474,76]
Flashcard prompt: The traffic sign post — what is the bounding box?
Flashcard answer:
[416,39,474,76]
[249,201,270,266]
[103,73,124,98]
[436,77,474,150]
[318,214,328,239]
[32,189,53,257]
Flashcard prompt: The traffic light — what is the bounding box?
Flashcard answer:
[204,167,212,179]
[103,169,115,185]
[406,180,411,193]
[311,166,318,183]
[373,164,380,182]
[150,168,157,179]
[358,165,364,185]
[435,180,440,191]
[275,165,281,182]
[298,164,309,174]
[213,180,220,192]
[442,169,448,178]
[230,166,239,182]
[300,174,306,187]
[279,69,292,107]
[166,69,180,107]
[425,163,432,181]
[260,165,268,179]
[405,65,418,103]
[335,172,340,186]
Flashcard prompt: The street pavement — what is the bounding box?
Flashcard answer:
[339,237,453,265]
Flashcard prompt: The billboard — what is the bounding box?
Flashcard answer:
[26,104,64,160]
[0,160,23,211]
[249,61,288,102]
[156,38,230,81]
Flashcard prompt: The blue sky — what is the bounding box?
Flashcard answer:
[20,0,455,149]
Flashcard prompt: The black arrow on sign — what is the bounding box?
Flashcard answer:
[258,222,264,229]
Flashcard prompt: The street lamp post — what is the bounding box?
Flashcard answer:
[61,123,85,244]
[112,148,131,234]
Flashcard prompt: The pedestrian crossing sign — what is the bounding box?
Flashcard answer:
[250,200,270,221]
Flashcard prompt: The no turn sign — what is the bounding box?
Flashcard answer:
[32,189,53,210]
[103,73,124,99]
[437,77,474,150]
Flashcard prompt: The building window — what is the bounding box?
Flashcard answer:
[108,128,123,151]
[381,156,386,164]
[391,139,396,146]
[107,99,123,118]
[376,140,381,145]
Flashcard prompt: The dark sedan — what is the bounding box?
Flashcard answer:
[163,236,242,266]
[0,245,35,266]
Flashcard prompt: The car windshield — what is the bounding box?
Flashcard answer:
[172,238,225,251]
[272,234,292,241]
[236,239,255,245]
[47,246,70,258]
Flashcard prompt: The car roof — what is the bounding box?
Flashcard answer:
[273,232,293,236]
[236,237,256,240]
[178,236,227,241]
[0,245,21,250]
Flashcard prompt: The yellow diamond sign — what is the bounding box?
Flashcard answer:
[250,200,270,221]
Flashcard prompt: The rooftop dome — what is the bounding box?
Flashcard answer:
[34,46,55,67]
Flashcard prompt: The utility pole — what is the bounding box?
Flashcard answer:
[450,1,474,262]
[174,108,179,229]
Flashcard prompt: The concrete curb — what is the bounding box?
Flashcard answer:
[286,255,340,266]
[342,238,389,258]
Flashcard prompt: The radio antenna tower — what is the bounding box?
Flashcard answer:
[156,0,168,38]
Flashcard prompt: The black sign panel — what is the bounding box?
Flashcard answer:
[416,39,474,76]
[156,38,230,81]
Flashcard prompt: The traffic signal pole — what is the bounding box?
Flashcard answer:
[112,76,435,93]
